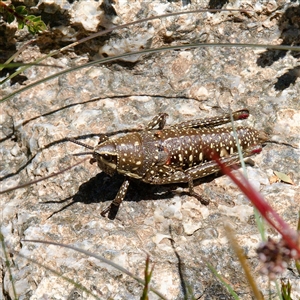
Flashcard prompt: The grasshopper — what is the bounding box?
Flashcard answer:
[69,109,268,218]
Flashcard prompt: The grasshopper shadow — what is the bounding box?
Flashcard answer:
[46,173,175,219]
[72,172,176,205]
[47,171,217,219]
[72,172,217,205]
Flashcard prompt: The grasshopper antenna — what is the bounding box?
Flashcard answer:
[265,140,298,149]
[72,152,95,157]
[67,138,94,150]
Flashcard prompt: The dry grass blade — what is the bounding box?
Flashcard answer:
[23,240,168,300]
[8,249,101,299]
[0,158,89,194]
[2,42,299,104]
[225,225,264,300]
[0,8,247,93]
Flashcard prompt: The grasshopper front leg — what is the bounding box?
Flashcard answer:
[146,113,168,130]
[101,178,130,218]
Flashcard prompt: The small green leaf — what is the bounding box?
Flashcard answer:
[18,20,25,29]
[37,21,47,31]
[6,11,15,23]
[15,5,28,15]
[25,15,35,21]
[24,15,47,34]
[273,171,294,185]
[295,259,300,276]
[281,279,293,300]
[32,16,42,23]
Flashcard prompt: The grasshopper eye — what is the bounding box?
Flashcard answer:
[102,154,117,163]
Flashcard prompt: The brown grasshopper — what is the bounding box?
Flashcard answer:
[69,109,268,218]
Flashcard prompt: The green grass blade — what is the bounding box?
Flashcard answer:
[0,231,18,300]
[228,109,266,241]
[206,262,240,300]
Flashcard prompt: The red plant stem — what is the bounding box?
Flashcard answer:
[213,154,300,257]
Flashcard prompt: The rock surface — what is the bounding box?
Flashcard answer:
[0,0,299,299]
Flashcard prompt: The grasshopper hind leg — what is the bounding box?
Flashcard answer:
[187,175,210,205]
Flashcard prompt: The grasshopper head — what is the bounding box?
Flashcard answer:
[67,138,118,176]
[94,141,118,176]
[94,133,146,179]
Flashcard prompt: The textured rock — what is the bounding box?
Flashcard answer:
[0,0,299,299]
